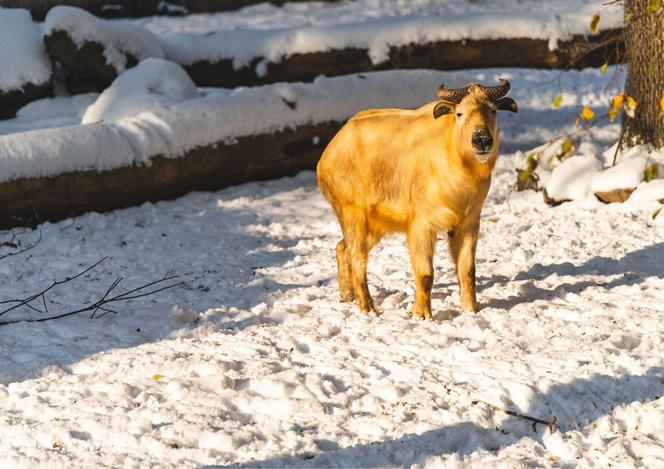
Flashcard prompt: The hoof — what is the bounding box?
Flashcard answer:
[411,305,432,320]
[359,298,376,313]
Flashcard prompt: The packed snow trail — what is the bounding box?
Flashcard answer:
[0,151,663,467]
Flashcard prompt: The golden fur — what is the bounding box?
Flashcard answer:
[317,88,502,318]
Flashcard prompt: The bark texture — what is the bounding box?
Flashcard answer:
[623,0,664,148]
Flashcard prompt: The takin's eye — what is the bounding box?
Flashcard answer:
[456,113,463,118]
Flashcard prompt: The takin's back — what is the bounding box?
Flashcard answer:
[317,102,455,212]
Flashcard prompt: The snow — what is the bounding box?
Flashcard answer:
[591,156,648,193]
[0,66,620,183]
[44,6,164,74]
[131,0,619,35]
[0,32,663,464]
[158,4,622,68]
[545,156,603,201]
[627,180,664,206]
[543,146,664,202]
[0,155,662,467]
[0,94,97,137]
[82,59,200,124]
[0,9,52,92]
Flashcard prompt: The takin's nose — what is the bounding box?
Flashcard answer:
[471,128,493,154]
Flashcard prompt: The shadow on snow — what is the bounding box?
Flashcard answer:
[210,367,664,468]
[0,177,322,385]
[482,242,664,310]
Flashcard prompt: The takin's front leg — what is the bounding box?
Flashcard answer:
[448,222,480,312]
[407,223,437,320]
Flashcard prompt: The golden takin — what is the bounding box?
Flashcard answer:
[317,79,518,319]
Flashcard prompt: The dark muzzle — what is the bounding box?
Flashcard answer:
[471,128,493,154]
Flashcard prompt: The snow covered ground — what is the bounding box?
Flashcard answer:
[1,61,663,468]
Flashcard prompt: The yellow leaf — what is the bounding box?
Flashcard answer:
[626,95,637,109]
[645,163,659,182]
[152,373,163,380]
[608,107,619,122]
[600,62,608,74]
[561,138,575,157]
[660,95,664,112]
[612,94,624,109]
[581,106,595,121]
[590,14,600,33]
[552,93,563,108]
[647,0,662,14]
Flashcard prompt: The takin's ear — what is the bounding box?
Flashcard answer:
[495,97,518,113]
[433,102,454,119]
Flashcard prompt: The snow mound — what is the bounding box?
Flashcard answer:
[546,156,602,201]
[82,59,200,124]
[591,156,648,194]
[0,9,52,92]
[18,94,98,122]
[627,180,664,205]
[160,5,623,68]
[543,145,663,202]
[45,6,164,74]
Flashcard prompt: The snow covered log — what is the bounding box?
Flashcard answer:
[42,4,624,92]
[43,7,164,90]
[0,69,456,227]
[0,122,338,228]
[181,29,625,88]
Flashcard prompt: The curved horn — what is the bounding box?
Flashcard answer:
[436,84,470,104]
[480,78,511,101]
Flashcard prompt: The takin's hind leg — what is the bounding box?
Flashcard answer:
[407,222,437,320]
[336,239,354,302]
[342,209,376,313]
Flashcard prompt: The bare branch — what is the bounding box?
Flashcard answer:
[472,399,558,433]
[0,257,108,317]
[0,257,182,326]
[0,277,182,326]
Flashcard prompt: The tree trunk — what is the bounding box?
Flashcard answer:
[623,0,664,148]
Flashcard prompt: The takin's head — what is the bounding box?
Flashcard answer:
[433,79,518,163]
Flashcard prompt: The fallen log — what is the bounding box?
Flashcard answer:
[0,122,340,229]
[44,25,624,93]
[183,29,625,88]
